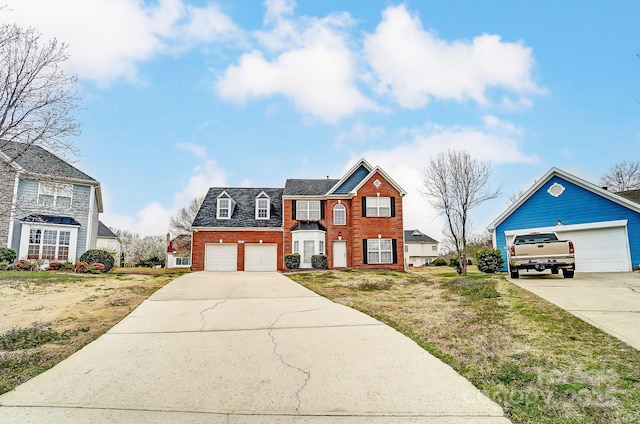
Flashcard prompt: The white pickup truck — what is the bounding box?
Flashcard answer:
[508,232,575,279]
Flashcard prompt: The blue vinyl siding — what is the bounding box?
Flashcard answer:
[495,175,640,270]
[332,165,370,194]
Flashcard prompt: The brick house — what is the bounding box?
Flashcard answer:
[191,159,406,271]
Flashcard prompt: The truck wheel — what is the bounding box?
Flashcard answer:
[510,269,519,279]
[551,268,559,275]
[562,269,574,278]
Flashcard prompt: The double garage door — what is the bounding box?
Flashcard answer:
[205,243,277,271]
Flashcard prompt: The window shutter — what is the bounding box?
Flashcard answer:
[362,197,367,217]
[320,200,326,220]
[390,197,396,217]
[292,200,297,220]
[362,239,368,264]
[392,239,398,264]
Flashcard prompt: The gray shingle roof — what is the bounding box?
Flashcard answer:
[404,230,438,244]
[97,221,117,238]
[617,189,640,204]
[0,140,97,182]
[284,179,339,196]
[193,187,284,228]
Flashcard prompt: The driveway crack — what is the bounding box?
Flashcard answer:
[267,308,321,413]
[199,299,228,331]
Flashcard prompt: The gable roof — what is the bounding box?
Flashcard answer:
[351,166,407,196]
[488,167,640,230]
[0,140,97,183]
[284,179,339,196]
[617,189,640,204]
[327,159,374,195]
[193,187,284,228]
[404,229,438,244]
[97,221,118,238]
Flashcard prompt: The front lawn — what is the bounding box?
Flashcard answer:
[287,267,640,424]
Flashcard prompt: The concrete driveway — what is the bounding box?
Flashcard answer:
[508,271,640,350]
[0,272,509,423]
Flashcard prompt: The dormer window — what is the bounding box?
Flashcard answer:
[217,192,235,220]
[256,192,270,220]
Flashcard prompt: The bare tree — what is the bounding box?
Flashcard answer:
[507,189,526,204]
[422,150,501,275]
[600,161,640,192]
[0,23,81,157]
[169,196,203,236]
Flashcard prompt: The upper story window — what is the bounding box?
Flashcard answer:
[296,200,321,220]
[366,196,391,217]
[38,182,72,208]
[333,204,346,225]
[256,192,270,220]
[217,192,235,220]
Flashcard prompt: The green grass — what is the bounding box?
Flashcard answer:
[287,267,640,424]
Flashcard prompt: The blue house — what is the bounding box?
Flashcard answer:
[488,168,640,273]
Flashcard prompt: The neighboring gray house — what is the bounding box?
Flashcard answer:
[96,221,122,267]
[0,141,103,263]
[404,229,439,267]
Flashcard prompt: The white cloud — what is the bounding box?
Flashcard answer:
[1,0,240,85]
[346,117,537,242]
[101,144,227,236]
[216,3,375,122]
[335,121,385,148]
[363,4,544,109]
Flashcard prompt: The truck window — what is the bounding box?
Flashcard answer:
[513,233,558,244]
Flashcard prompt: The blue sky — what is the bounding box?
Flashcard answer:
[2,0,639,239]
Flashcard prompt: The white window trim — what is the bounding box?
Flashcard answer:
[333,203,346,225]
[296,200,321,221]
[367,238,393,264]
[19,223,79,263]
[255,192,270,220]
[217,192,235,220]
[366,196,391,217]
[38,181,73,209]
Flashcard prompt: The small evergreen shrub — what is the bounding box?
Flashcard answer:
[475,248,505,274]
[137,255,165,268]
[74,261,89,273]
[284,254,300,269]
[14,259,34,271]
[311,254,328,269]
[0,247,17,264]
[433,258,448,266]
[79,249,115,272]
[89,263,105,273]
[449,257,462,275]
[60,262,75,271]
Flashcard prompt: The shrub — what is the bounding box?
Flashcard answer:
[0,247,17,264]
[60,262,75,272]
[475,248,505,274]
[284,254,300,270]
[14,259,35,271]
[433,258,448,266]
[48,261,61,271]
[311,254,328,269]
[79,249,115,272]
[137,255,165,268]
[74,261,89,273]
[449,257,462,274]
[89,263,105,274]
[0,261,8,270]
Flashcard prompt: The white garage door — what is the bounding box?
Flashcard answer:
[205,244,237,271]
[244,244,277,271]
[555,226,631,272]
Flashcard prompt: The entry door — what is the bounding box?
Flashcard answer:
[333,241,347,268]
[302,241,315,268]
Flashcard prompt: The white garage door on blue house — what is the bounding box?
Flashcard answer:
[489,168,640,273]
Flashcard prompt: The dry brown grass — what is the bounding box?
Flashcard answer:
[0,271,175,394]
[287,267,640,424]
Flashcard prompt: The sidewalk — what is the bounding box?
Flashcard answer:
[0,272,510,423]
